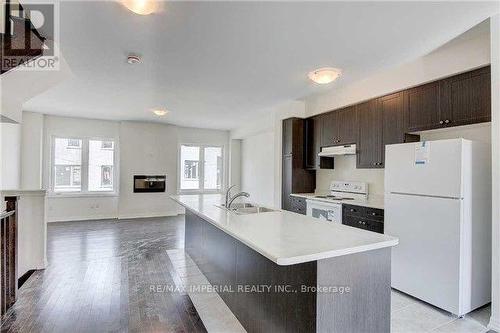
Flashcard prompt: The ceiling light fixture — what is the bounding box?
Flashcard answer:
[121,0,158,15]
[152,109,168,116]
[127,54,141,64]
[308,67,342,84]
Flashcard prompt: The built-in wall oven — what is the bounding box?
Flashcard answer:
[306,199,342,224]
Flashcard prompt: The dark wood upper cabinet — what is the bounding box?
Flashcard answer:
[320,112,339,147]
[406,81,441,132]
[356,100,383,169]
[337,106,358,145]
[305,117,334,170]
[282,118,293,155]
[381,92,405,145]
[320,106,357,147]
[440,66,491,127]
[298,66,490,171]
[380,92,406,166]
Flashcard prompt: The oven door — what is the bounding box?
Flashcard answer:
[306,200,342,224]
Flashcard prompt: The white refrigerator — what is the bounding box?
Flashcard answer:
[384,139,491,316]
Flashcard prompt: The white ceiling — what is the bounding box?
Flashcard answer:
[24,1,499,130]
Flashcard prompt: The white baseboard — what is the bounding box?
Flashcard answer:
[488,316,500,332]
[117,211,182,220]
[48,211,184,222]
[47,214,118,223]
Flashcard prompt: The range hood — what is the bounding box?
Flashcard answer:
[318,144,357,157]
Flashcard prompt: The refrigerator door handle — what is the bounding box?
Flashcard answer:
[389,191,464,200]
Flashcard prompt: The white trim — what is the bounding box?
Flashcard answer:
[117,212,181,220]
[47,214,118,223]
[177,143,225,194]
[488,317,500,332]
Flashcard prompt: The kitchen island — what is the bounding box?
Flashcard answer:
[171,194,398,333]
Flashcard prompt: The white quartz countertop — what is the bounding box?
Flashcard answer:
[171,194,397,266]
[291,192,385,209]
[0,189,47,197]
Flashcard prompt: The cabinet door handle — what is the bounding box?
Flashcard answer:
[444,119,450,124]
[439,120,444,124]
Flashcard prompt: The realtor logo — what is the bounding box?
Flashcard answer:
[1,2,59,72]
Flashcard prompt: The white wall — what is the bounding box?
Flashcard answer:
[118,121,179,218]
[33,115,230,221]
[0,123,21,189]
[241,131,275,207]
[488,13,500,333]
[231,100,306,208]
[21,111,44,189]
[229,139,242,189]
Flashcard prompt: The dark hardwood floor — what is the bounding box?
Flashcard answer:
[0,216,207,333]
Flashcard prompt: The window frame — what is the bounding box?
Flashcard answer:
[49,135,119,197]
[178,143,224,194]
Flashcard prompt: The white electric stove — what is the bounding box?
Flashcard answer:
[306,181,368,224]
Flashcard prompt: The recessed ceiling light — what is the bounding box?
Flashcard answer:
[152,109,168,116]
[308,67,342,84]
[121,0,158,15]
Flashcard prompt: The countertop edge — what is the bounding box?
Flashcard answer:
[171,195,397,266]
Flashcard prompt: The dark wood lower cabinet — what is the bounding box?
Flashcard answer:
[185,210,392,333]
[185,210,317,332]
[342,204,384,234]
[290,196,306,215]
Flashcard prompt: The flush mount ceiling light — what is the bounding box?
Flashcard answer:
[127,54,141,64]
[152,109,168,116]
[308,67,342,84]
[121,0,158,15]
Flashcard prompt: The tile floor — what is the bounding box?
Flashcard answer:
[167,249,493,333]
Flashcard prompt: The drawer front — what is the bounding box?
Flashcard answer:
[290,196,307,215]
[364,207,384,222]
[342,204,365,218]
[342,215,384,234]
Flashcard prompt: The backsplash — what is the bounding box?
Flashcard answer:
[316,123,491,196]
[316,156,385,195]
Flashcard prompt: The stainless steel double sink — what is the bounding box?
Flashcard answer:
[215,202,275,215]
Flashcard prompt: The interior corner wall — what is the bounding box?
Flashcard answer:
[21,111,44,189]
[241,131,275,207]
[0,123,21,190]
[488,13,500,333]
[229,139,242,189]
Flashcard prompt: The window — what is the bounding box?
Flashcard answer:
[52,137,116,194]
[179,145,223,192]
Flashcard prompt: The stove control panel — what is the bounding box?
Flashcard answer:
[329,181,368,195]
